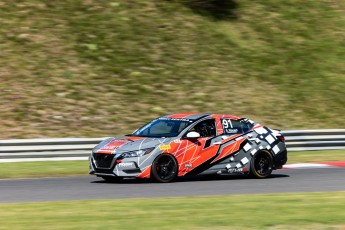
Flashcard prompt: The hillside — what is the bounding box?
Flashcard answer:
[0,0,344,139]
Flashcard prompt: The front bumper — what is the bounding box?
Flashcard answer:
[89,153,147,177]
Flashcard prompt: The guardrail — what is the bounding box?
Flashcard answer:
[282,129,345,151]
[1,129,345,162]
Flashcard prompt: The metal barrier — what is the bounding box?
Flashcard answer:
[1,130,345,162]
[282,129,345,151]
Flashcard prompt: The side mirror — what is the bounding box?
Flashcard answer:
[186,131,200,138]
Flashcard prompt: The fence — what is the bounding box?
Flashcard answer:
[1,129,345,162]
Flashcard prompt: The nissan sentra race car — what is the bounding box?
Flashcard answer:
[89,113,287,182]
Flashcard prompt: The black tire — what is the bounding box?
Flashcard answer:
[151,154,178,183]
[250,150,273,179]
[101,176,123,183]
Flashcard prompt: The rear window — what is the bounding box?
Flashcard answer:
[221,119,253,134]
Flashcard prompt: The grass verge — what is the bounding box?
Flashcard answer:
[0,192,344,229]
[0,161,88,179]
[0,149,344,179]
[1,1,344,139]
[287,149,345,164]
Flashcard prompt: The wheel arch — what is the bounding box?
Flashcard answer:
[249,149,274,179]
[150,153,179,182]
[156,153,179,172]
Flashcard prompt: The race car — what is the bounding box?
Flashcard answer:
[89,113,287,183]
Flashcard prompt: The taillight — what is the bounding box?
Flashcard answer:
[277,135,285,142]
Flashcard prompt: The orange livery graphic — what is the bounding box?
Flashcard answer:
[90,113,287,183]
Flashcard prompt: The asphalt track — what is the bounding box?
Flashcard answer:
[0,168,344,203]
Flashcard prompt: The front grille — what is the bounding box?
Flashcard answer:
[94,154,115,169]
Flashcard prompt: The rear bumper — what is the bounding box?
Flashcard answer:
[274,148,288,169]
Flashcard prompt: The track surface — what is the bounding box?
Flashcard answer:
[1,168,344,203]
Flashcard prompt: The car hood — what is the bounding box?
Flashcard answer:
[94,136,174,154]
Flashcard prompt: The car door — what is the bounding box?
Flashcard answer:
[168,119,222,176]
[209,117,251,164]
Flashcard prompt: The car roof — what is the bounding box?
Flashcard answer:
[162,113,243,121]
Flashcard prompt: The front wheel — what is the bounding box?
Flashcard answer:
[250,150,273,179]
[151,154,178,183]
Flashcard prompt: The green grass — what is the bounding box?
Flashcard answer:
[287,149,345,164]
[0,149,344,179]
[0,0,344,139]
[0,161,88,179]
[0,192,344,229]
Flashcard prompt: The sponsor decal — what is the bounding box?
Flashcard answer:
[104,140,128,149]
[102,145,117,150]
[184,163,193,168]
[158,117,193,122]
[228,168,243,173]
[227,168,248,173]
[159,144,171,150]
[97,140,130,154]
[225,128,238,134]
[118,162,135,168]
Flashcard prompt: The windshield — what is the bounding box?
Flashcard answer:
[131,118,193,138]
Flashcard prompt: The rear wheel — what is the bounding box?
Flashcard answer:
[151,154,178,183]
[101,176,123,183]
[250,150,273,179]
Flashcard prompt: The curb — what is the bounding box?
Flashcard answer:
[283,162,345,169]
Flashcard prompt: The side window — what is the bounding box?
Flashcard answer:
[221,119,253,134]
[189,119,216,137]
[178,122,190,132]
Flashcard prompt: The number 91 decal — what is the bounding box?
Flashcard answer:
[222,119,238,134]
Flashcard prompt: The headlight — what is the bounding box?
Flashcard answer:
[120,147,155,158]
